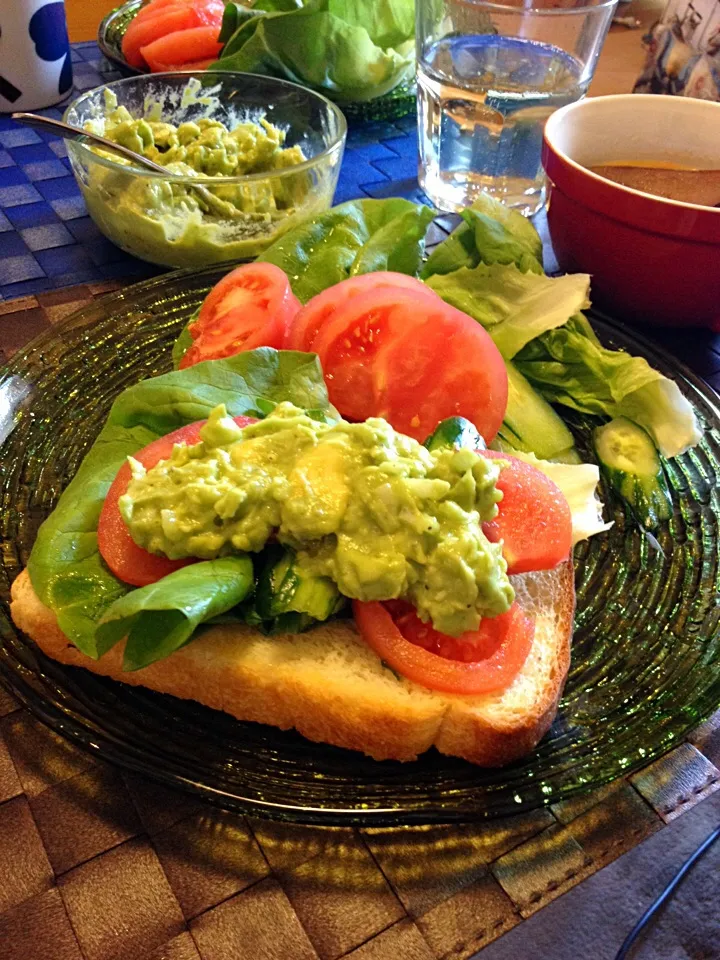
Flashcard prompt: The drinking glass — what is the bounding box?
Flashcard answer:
[416,0,617,215]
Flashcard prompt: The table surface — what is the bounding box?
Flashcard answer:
[0,0,673,303]
[62,0,666,99]
[2,39,720,960]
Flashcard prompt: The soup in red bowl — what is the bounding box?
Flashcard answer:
[542,94,720,329]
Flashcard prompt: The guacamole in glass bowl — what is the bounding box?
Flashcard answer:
[64,73,346,268]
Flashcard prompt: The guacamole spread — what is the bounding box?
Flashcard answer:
[119,403,513,636]
[79,89,316,267]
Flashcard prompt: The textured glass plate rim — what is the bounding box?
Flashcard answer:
[97,0,148,76]
[1,266,720,826]
[96,0,418,119]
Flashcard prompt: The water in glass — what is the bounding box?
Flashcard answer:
[418,34,586,215]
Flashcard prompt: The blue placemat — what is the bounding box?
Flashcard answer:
[0,42,422,302]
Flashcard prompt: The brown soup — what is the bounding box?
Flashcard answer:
[588,162,720,208]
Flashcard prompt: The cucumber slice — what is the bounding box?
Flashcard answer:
[265,611,316,635]
[423,368,577,463]
[499,361,577,462]
[256,546,342,624]
[594,417,673,529]
[548,447,582,465]
[240,598,316,636]
[424,416,484,452]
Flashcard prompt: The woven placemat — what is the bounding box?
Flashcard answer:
[1,285,720,960]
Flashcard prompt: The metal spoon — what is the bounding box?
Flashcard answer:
[11,111,238,217]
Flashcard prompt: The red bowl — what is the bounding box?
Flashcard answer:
[542,95,720,330]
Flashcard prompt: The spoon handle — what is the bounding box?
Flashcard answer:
[12,111,242,219]
[11,112,167,174]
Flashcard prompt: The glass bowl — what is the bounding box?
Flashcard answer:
[64,72,347,268]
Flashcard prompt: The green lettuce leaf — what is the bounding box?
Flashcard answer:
[462,206,544,276]
[218,3,265,45]
[171,309,197,370]
[422,195,544,279]
[96,558,254,670]
[213,0,414,103]
[27,349,331,663]
[420,219,478,278]
[330,0,414,49]
[256,0,305,9]
[515,316,702,458]
[423,194,700,459]
[218,9,265,57]
[108,347,330,436]
[347,205,436,278]
[426,263,590,359]
[509,452,613,545]
[258,198,435,302]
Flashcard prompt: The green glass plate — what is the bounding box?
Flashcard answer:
[97,0,146,75]
[97,0,417,121]
[1,266,719,825]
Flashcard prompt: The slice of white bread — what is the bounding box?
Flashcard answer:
[9,561,574,766]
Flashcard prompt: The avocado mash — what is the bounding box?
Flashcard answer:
[77,89,318,268]
[87,91,305,178]
[119,403,514,636]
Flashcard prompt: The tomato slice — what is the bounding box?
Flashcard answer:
[312,288,432,422]
[286,272,439,352]
[312,292,508,438]
[97,415,258,587]
[353,600,534,695]
[374,302,508,442]
[179,263,301,369]
[481,450,572,575]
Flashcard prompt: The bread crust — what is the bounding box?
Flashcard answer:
[9,562,575,766]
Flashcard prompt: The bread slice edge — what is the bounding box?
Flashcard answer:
[9,561,575,767]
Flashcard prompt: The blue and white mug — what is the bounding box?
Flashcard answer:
[0,0,73,113]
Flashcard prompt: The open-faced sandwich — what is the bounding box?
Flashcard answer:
[10,196,701,766]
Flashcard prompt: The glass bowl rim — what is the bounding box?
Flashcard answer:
[63,70,348,185]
